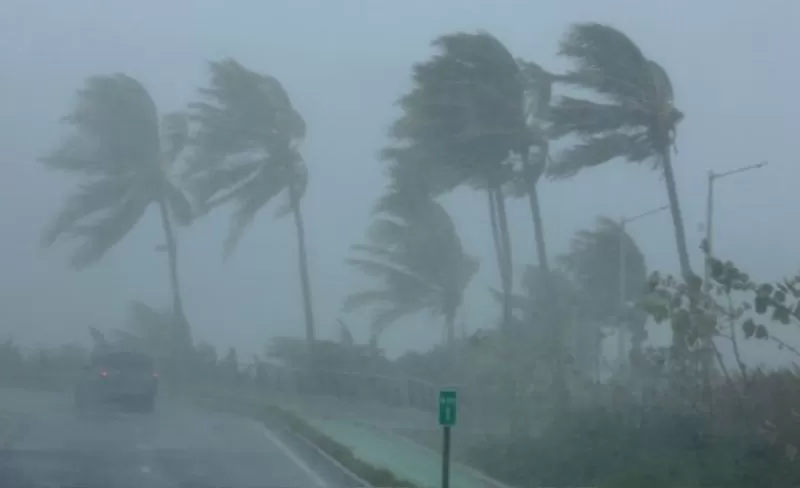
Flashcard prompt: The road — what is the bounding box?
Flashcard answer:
[0,389,344,488]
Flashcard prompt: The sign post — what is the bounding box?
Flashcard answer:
[438,389,457,488]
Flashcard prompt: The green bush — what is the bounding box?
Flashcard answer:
[467,405,800,487]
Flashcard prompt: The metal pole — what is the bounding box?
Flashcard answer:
[703,162,767,290]
[618,219,627,368]
[442,425,451,488]
[704,171,714,291]
[616,205,667,369]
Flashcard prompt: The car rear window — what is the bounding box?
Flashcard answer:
[97,352,154,371]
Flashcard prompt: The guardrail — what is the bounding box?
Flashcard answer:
[243,365,509,431]
[0,363,507,430]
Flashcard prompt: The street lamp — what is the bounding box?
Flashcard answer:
[617,205,668,368]
[704,162,768,290]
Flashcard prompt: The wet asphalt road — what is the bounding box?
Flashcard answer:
[0,390,336,488]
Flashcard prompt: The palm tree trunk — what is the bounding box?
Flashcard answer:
[157,199,191,385]
[523,160,550,274]
[523,156,569,409]
[444,310,456,346]
[491,187,514,333]
[660,151,693,280]
[487,189,504,286]
[288,183,316,346]
[662,149,712,399]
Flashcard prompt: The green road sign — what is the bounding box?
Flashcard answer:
[438,390,457,426]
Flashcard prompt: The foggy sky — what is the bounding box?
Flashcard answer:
[1,0,798,365]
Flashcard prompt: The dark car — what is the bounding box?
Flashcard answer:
[74,350,159,413]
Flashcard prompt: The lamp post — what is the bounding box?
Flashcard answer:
[617,205,668,368]
[704,162,768,290]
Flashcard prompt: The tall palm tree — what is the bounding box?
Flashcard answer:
[343,184,478,345]
[547,23,691,283]
[41,74,194,357]
[516,59,561,276]
[186,59,316,345]
[558,216,649,365]
[383,32,529,336]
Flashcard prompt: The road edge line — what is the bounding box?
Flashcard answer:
[262,424,329,488]
[286,427,374,488]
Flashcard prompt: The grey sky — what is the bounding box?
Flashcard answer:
[1,1,798,364]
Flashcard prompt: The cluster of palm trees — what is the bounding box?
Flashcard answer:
[41,23,692,385]
[41,60,314,371]
[344,23,690,375]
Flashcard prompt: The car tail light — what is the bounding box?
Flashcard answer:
[99,370,109,378]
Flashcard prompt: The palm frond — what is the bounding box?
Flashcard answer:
[41,74,190,268]
[161,112,189,162]
[557,215,648,321]
[547,132,651,179]
[550,22,684,179]
[69,191,151,268]
[188,156,263,211]
[344,185,478,341]
[42,174,141,247]
[342,290,397,313]
[558,23,649,105]
[59,74,161,171]
[188,59,307,254]
[369,302,430,337]
[387,31,527,189]
[548,96,646,139]
[223,162,291,257]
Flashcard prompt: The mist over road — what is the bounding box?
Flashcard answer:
[1,388,337,488]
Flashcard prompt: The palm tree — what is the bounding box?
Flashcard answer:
[186,59,316,345]
[558,216,649,366]
[343,184,478,346]
[515,59,562,276]
[384,32,532,336]
[41,74,194,357]
[547,23,691,283]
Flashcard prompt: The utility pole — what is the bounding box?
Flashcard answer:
[704,162,768,290]
[617,205,668,368]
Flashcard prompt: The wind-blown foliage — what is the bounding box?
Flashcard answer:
[41,74,192,267]
[559,216,649,367]
[343,184,478,345]
[559,217,648,321]
[383,32,530,344]
[187,58,317,343]
[41,74,194,352]
[547,23,691,282]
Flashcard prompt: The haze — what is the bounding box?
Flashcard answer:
[1,0,798,363]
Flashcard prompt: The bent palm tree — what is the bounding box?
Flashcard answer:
[383,32,528,336]
[187,59,316,345]
[558,217,648,366]
[547,23,690,283]
[343,185,478,345]
[41,74,194,357]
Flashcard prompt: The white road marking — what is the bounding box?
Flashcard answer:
[261,426,328,488]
